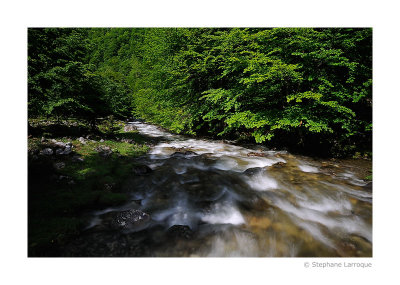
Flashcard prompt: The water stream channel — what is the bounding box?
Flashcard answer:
[64,121,372,257]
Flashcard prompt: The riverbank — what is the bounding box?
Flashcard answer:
[28,118,151,256]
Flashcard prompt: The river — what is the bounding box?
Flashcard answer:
[64,121,372,257]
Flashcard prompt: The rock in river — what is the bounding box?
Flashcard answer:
[133,165,153,175]
[101,209,151,232]
[171,151,198,158]
[243,167,265,176]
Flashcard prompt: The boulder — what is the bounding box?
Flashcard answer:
[78,137,86,144]
[40,148,53,156]
[101,209,151,232]
[184,182,226,202]
[171,151,198,158]
[55,145,72,155]
[62,146,72,155]
[53,141,67,148]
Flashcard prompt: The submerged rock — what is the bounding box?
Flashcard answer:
[270,161,286,169]
[247,152,267,157]
[171,151,198,158]
[243,167,265,176]
[133,165,153,175]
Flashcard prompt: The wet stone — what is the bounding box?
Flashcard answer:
[247,152,267,157]
[40,148,53,155]
[243,167,265,176]
[171,151,198,158]
[184,182,226,202]
[133,165,153,175]
[62,146,72,155]
[101,209,151,232]
[55,145,72,155]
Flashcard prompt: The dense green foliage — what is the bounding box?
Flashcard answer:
[28,28,132,125]
[28,28,372,157]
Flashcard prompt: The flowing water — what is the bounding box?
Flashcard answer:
[65,121,372,257]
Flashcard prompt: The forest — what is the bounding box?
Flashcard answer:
[28,28,372,157]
